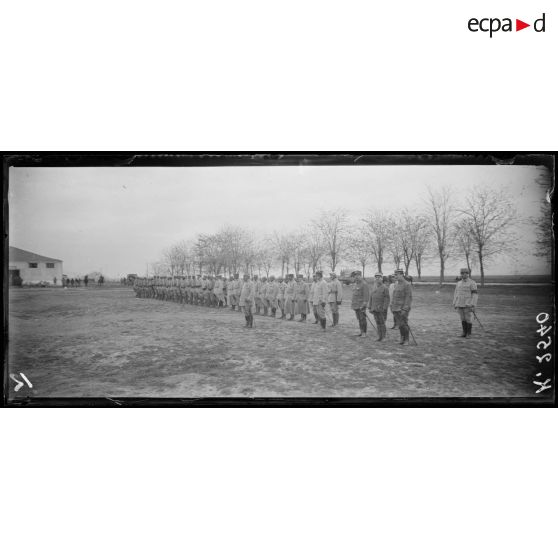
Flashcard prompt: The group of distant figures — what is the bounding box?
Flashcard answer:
[58,275,104,287]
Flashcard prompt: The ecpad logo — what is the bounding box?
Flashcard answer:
[468,13,546,37]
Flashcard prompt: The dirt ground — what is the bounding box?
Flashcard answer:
[6,284,555,401]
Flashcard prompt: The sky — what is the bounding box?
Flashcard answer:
[8,164,551,278]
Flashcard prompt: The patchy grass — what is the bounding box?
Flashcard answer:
[6,284,554,400]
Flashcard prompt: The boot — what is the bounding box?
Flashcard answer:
[288,315,294,321]
[399,329,405,344]
[281,310,286,319]
[321,318,327,331]
[391,320,397,329]
[466,322,472,338]
[376,324,383,341]
[264,307,268,316]
[249,315,254,328]
[460,321,467,337]
[244,316,250,328]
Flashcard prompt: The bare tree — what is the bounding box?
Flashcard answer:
[389,233,403,272]
[361,210,392,274]
[425,186,455,286]
[458,187,518,286]
[150,261,169,276]
[255,237,275,278]
[240,232,257,275]
[531,170,553,271]
[218,224,252,275]
[303,226,326,275]
[274,232,292,277]
[314,210,350,273]
[411,217,431,279]
[347,226,372,276]
[453,218,477,274]
[290,232,307,276]
[393,211,414,276]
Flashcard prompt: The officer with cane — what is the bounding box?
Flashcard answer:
[391,269,413,345]
[453,267,478,338]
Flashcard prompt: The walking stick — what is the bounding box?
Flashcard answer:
[365,313,378,334]
[471,309,486,332]
[407,324,418,346]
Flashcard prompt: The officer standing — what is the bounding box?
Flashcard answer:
[240,273,255,328]
[351,271,370,337]
[313,271,329,331]
[328,272,343,327]
[368,273,390,341]
[391,269,413,345]
[453,267,478,338]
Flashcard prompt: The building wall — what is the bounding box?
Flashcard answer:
[9,260,63,285]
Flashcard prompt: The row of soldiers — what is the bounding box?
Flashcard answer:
[133,267,478,345]
[133,272,344,327]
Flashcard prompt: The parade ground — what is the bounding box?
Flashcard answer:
[7,283,554,401]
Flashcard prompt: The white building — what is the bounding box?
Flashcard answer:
[9,246,63,286]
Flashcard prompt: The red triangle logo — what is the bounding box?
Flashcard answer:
[516,19,530,31]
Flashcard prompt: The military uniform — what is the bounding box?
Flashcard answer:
[313,272,329,330]
[369,274,390,341]
[214,276,224,307]
[453,268,478,338]
[277,278,286,318]
[309,278,318,323]
[351,272,370,336]
[328,273,343,327]
[391,270,412,344]
[284,275,296,320]
[240,276,255,327]
[267,277,279,318]
[260,278,269,315]
[294,275,309,321]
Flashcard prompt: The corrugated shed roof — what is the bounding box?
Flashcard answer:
[9,246,62,263]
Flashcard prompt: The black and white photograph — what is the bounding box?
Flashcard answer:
[5,153,555,404]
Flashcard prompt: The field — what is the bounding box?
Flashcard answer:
[6,283,555,402]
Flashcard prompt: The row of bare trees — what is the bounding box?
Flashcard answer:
[151,185,543,286]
